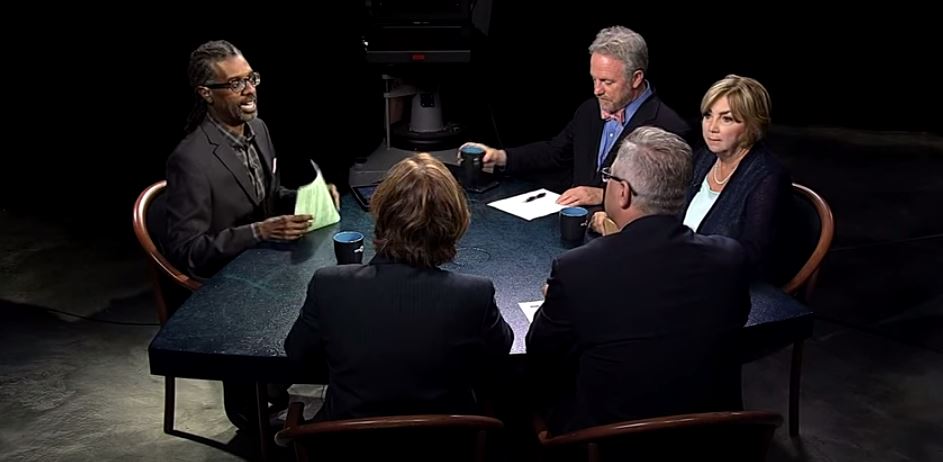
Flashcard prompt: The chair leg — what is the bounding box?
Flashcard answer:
[474,429,487,462]
[256,382,274,462]
[588,442,600,462]
[789,340,804,437]
[164,376,175,434]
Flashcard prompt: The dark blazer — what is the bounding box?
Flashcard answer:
[526,215,750,435]
[505,91,691,190]
[164,118,293,280]
[684,143,796,284]
[284,255,514,421]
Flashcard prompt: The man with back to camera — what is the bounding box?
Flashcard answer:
[526,126,750,435]
[460,26,691,207]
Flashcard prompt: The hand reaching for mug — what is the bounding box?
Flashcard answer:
[457,142,507,169]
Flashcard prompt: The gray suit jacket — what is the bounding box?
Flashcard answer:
[164,117,293,279]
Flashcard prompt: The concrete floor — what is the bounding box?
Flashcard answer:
[1,127,941,461]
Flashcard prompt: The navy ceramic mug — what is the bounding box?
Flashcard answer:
[460,145,485,187]
[560,207,588,243]
[333,231,365,264]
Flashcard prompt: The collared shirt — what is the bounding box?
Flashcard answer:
[596,81,654,169]
[208,116,267,202]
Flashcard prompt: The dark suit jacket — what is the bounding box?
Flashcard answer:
[505,91,691,190]
[284,255,514,421]
[526,215,750,435]
[684,143,797,284]
[164,118,293,280]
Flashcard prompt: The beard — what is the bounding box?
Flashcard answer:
[598,95,631,114]
[237,110,257,122]
[231,98,258,123]
[215,96,258,125]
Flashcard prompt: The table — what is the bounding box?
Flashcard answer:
[150,174,814,378]
[148,174,813,458]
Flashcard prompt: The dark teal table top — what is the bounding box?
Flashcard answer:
[149,176,813,383]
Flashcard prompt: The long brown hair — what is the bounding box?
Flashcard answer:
[371,154,470,268]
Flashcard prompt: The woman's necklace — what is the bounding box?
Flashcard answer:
[712,161,738,185]
[712,148,749,186]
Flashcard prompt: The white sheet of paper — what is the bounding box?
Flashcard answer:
[519,300,543,323]
[487,188,565,221]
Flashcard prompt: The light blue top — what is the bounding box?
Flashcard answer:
[596,81,653,169]
[683,177,720,231]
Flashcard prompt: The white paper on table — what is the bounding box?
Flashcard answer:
[487,189,565,221]
[519,300,543,323]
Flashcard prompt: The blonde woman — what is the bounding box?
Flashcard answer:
[592,75,795,283]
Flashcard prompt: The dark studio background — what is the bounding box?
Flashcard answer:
[2,6,943,460]
[2,3,939,245]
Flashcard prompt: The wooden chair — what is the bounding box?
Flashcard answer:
[782,183,834,437]
[275,402,504,462]
[132,180,202,433]
[743,183,834,437]
[782,183,835,302]
[534,411,783,462]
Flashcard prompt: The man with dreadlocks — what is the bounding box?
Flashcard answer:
[163,40,332,432]
[164,39,335,282]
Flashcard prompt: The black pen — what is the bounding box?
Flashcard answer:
[524,192,546,203]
